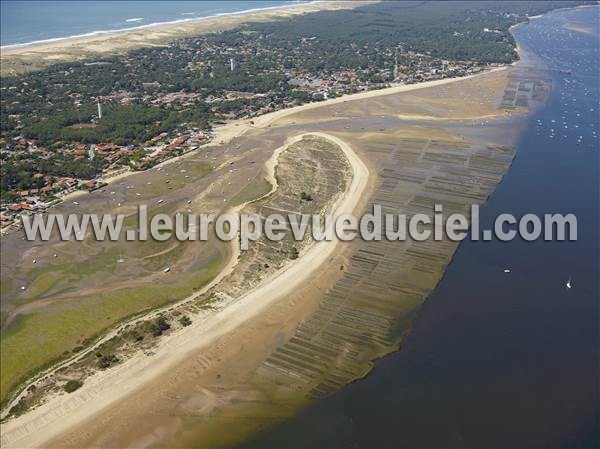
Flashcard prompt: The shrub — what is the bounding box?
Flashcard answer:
[154,316,171,336]
[98,353,119,369]
[179,316,192,327]
[126,330,144,342]
[300,191,313,201]
[64,380,83,393]
[9,398,28,417]
[140,316,171,337]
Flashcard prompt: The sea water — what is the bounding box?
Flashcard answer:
[245,6,600,448]
[1,1,305,48]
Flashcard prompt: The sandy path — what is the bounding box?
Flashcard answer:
[0,132,369,449]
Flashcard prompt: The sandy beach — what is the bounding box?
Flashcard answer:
[0,64,509,421]
[0,59,527,447]
[0,17,514,443]
[0,1,366,75]
[0,129,369,448]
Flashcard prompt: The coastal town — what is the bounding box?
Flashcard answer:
[1,3,522,231]
[0,60,500,232]
[0,129,212,233]
[1,1,597,449]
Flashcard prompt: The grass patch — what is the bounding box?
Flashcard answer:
[14,248,121,306]
[0,254,224,403]
[229,177,273,207]
[19,271,62,301]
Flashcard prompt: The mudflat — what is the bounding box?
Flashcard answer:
[0,60,554,448]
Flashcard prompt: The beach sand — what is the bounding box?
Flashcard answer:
[0,64,524,448]
[0,130,369,448]
[0,1,365,75]
[0,0,565,443]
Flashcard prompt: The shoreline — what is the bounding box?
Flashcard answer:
[0,3,590,447]
[0,61,511,444]
[0,1,366,75]
[237,5,600,447]
[1,1,323,51]
[0,131,369,448]
[0,67,514,439]
[0,63,508,239]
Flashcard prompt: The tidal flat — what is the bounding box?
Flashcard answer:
[2,63,553,449]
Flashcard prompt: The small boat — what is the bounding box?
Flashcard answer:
[566,277,572,289]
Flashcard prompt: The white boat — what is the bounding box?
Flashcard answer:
[566,277,572,289]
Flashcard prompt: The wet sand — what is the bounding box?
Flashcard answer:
[0,131,369,448]
[0,61,542,449]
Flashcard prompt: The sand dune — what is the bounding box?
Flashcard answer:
[0,132,369,449]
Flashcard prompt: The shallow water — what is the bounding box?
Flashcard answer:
[244,7,599,448]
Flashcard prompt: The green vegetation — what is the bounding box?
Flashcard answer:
[1,1,586,199]
[0,0,590,409]
[300,191,313,202]
[23,103,210,146]
[142,315,171,337]
[125,329,145,342]
[179,315,192,327]
[229,177,273,207]
[63,379,83,393]
[0,255,225,403]
[97,353,119,369]
[1,153,103,198]
[8,397,29,418]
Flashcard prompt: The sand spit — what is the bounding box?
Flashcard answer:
[0,132,368,448]
[0,64,505,418]
[2,57,552,447]
[0,64,513,444]
[47,61,556,448]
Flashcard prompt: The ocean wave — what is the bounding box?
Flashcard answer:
[125,18,144,23]
[1,1,321,50]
